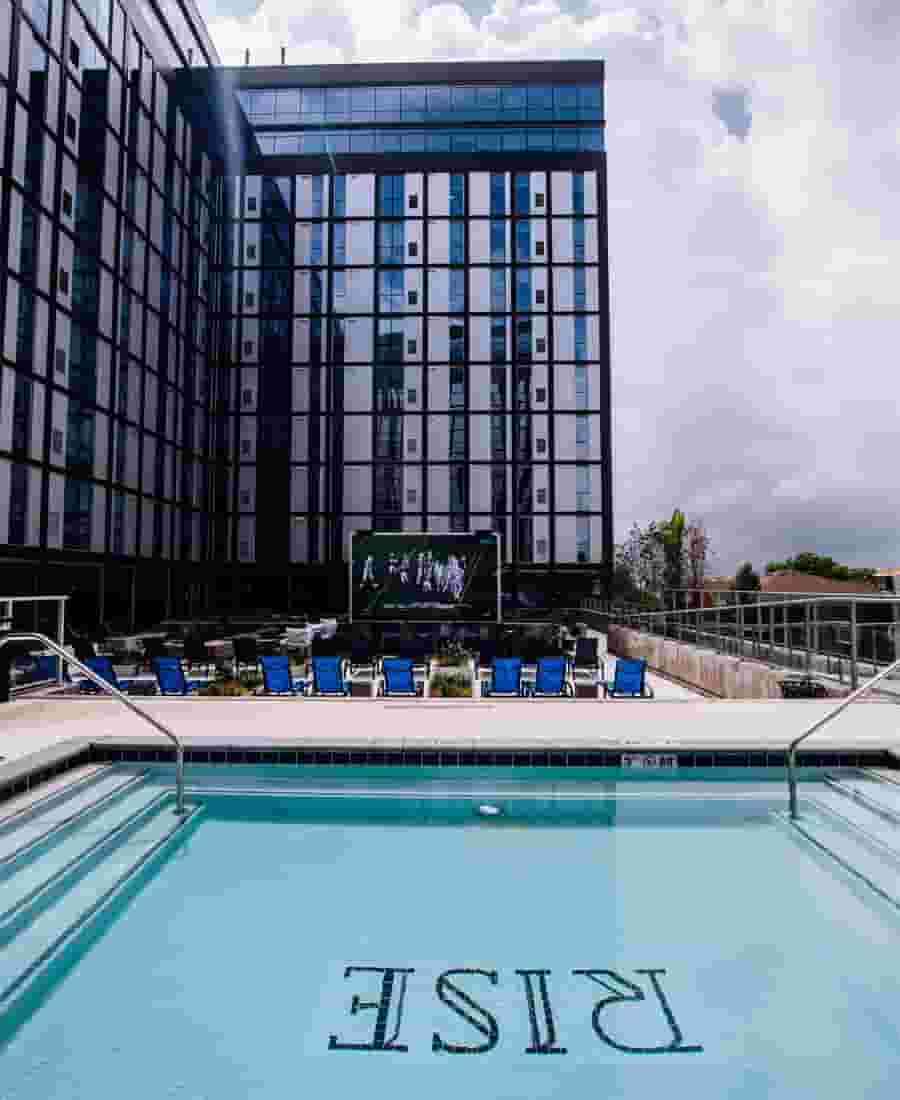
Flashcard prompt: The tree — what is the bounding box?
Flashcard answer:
[735,561,760,596]
[765,553,875,584]
[684,521,710,593]
[660,508,686,594]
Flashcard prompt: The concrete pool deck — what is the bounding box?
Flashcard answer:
[1,681,898,773]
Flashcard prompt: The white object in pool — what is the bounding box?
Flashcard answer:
[477,804,502,817]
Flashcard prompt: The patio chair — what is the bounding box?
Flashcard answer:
[377,657,422,697]
[349,637,375,675]
[308,655,351,697]
[573,637,603,685]
[232,635,259,673]
[79,655,132,694]
[260,655,307,696]
[183,634,214,676]
[530,656,575,698]
[140,636,168,672]
[482,657,527,698]
[152,656,203,696]
[603,657,654,699]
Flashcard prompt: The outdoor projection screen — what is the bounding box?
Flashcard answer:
[349,531,501,622]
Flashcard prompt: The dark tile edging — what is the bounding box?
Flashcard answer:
[0,740,896,811]
[0,739,95,809]
[89,745,899,771]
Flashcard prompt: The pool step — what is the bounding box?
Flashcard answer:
[0,788,191,1007]
[0,780,168,928]
[781,799,900,910]
[822,774,900,827]
[0,767,148,864]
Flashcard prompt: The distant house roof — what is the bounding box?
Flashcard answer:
[703,576,734,590]
[761,570,877,595]
[875,567,900,578]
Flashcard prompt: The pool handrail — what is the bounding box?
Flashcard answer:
[787,653,900,820]
[0,632,186,817]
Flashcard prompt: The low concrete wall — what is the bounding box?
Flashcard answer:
[608,625,785,699]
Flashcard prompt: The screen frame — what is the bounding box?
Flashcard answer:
[348,530,502,624]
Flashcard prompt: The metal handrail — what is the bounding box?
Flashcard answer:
[787,654,900,820]
[0,633,186,817]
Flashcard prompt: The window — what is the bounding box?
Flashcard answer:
[491,318,506,363]
[408,241,418,257]
[407,338,417,355]
[245,291,255,307]
[537,487,547,504]
[243,340,254,355]
[449,269,465,312]
[240,491,252,508]
[378,174,404,217]
[408,194,419,210]
[379,222,404,264]
[247,196,257,212]
[514,173,530,215]
[574,267,587,310]
[58,268,70,295]
[239,540,251,559]
[536,337,546,353]
[536,538,548,556]
[55,349,66,375]
[449,174,465,216]
[333,223,346,264]
[52,428,64,454]
[536,438,546,454]
[576,516,591,563]
[572,172,585,215]
[246,244,256,260]
[535,193,545,207]
[240,439,252,455]
[450,221,465,264]
[535,289,545,305]
[407,488,417,504]
[576,465,591,510]
[333,271,346,298]
[379,269,404,312]
[407,290,418,306]
[406,388,417,404]
[333,175,346,217]
[491,270,505,311]
[573,219,585,262]
[490,173,505,217]
[576,415,590,454]
[66,114,77,141]
[490,220,505,262]
[48,511,60,537]
[574,315,587,361]
[535,387,546,403]
[69,40,80,67]
[242,388,254,406]
[535,240,545,256]
[407,438,417,454]
[62,190,73,216]
[515,220,531,262]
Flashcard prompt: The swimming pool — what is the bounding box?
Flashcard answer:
[1,765,899,1097]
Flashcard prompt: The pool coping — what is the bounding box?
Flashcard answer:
[1,734,898,810]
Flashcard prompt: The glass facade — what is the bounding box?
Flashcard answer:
[1,42,610,620]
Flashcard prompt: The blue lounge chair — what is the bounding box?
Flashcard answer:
[152,656,202,696]
[260,655,307,696]
[482,657,527,697]
[307,655,351,697]
[79,655,132,693]
[530,656,575,698]
[378,657,421,697]
[603,657,654,699]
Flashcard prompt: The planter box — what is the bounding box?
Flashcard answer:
[428,658,475,699]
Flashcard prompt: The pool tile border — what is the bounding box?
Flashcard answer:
[0,739,896,811]
[88,744,898,771]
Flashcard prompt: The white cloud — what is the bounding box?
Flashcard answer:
[197,0,900,569]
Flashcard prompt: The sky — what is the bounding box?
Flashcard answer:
[197,0,900,573]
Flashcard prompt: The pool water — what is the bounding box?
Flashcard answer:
[1,767,899,1098]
